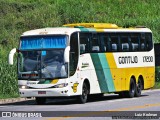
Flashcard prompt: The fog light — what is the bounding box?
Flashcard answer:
[22,86,26,89]
[19,85,27,89]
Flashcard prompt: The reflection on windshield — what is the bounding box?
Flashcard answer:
[18,49,68,79]
[41,50,67,78]
[22,51,40,72]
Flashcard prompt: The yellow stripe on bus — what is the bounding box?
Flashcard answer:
[51,79,59,84]
[105,53,155,91]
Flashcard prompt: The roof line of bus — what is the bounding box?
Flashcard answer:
[22,23,152,36]
[63,23,150,30]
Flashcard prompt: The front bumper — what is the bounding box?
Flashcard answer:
[19,87,70,97]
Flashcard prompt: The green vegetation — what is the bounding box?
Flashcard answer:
[0,0,160,98]
[153,82,160,89]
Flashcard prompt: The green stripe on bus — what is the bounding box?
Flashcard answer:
[38,80,51,84]
[91,53,115,92]
[99,54,115,92]
[79,28,96,32]
[79,28,89,31]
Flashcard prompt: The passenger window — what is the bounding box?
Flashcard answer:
[120,35,129,52]
[110,34,120,52]
[140,33,146,51]
[130,33,140,51]
[112,43,117,51]
[79,33,91,54]
[92,46,100,52]
[80,44,85,54]
[132,43,139,51]
[91,34,100,53]
[100,33,111,52]
[145,33,152,51]
[122,43,129,51]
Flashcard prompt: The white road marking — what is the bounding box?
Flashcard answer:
[107,98,138,103]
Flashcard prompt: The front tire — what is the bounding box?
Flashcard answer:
[78,83,89,104]
[36,97,46,105]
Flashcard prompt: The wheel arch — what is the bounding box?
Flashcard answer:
[130,75,136,84]
[126,75,136,90]
[83,79,90,94]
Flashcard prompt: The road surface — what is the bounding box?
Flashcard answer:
[0,89,160,120]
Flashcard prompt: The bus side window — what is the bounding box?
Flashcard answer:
[80,33,91,54]
[120,34,129,52]
[99,33,106,52]
[112,43,117,51]
[92,46,100,52]
[110,34,119,52]
[80,44,86,54]
[122,43,129,51]
[146,33,152,51]
[132,43,138,51]
[131,33,140,52]
[80,37,87,54]
[139,33,147,51]
[141,43,145,51]
[91,34,101,53]
[102,35,111,52]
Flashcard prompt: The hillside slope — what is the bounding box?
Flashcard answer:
[0,0,160,97]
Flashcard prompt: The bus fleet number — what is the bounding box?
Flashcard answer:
[143,56,153,63]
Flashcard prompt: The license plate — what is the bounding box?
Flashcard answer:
[38,91,46,94]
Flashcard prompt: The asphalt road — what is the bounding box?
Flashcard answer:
[0,89,160,120]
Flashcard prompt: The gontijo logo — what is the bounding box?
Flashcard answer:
[118,56,138,64]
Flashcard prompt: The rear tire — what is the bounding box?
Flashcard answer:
[78,83,89,104]
[36,97,46,105]
[135,78,142,97]
[126,78,136,98]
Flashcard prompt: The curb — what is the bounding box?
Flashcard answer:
[0,98,34,104]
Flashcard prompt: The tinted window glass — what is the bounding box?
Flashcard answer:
[70,33,79,76]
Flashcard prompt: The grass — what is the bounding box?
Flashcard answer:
[0,0,160,98]
[0,94,19,99]
[153,82,160,89]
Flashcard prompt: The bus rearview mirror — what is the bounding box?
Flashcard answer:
[64,46,70,63]
[8,48,17,65]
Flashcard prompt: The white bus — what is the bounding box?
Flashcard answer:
[9,23,155,104]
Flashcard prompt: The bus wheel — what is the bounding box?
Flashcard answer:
[126,78,136,98]
[78,83,88,104]
[36,97,46,105]
[135,79,142,97]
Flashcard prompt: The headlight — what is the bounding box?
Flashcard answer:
[19,85,28,89]
[54,83,68,88]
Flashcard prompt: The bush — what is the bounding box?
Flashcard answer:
[0,0,160,97]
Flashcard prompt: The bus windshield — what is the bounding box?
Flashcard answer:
[18,35,68,80]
